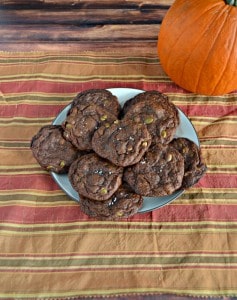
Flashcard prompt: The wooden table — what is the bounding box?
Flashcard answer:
[0,0,173,52]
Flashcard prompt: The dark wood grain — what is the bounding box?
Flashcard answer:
[0,0,172,51]
[0,24,160,41]
[0,0,174,9]
[0,9,166,25]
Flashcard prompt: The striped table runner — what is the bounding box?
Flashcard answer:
[0,51,236,299]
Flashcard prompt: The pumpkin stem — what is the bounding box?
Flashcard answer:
[226,0,237,6]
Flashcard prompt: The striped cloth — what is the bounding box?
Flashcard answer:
[0,51,236,299]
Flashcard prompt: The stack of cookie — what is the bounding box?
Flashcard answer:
[31,89,207,220]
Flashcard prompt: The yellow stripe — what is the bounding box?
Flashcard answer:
[0,170,48,175]
[207,170,237,174]
[0,117,52,122]
[2,253,237,260]
[0,190,63,195]
[207,164,237,168]
[0,164,39,170]
[1,220,237,228]
[0,187,234,195]
[1,263,237,271]
[0,74,168,82]
[0,122,52,126]
[1,199,235,207]
[193,120,237,125]
[0,201,75,207]
[1,228,237,236]
[0,199,233,206]
[186,188,236,193]
[176,199,237,204]
[0,288,236,298]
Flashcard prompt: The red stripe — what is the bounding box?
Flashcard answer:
[0,104,67,118]
[195,174,237,189]
[0,174,59,191]
[0,203,237,223]
[178,105,237,118]
[0,80,184,94]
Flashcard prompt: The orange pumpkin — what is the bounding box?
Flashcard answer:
[158,0,237,95]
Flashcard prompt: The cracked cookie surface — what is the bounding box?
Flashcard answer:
[170,138,207,188]
[31,125,79,173]
[124,144,184,197]
[92,119,152,167]
[62,104,117,151]
[71,89,120,117]
[80,184,143,220]
[68,153,123,201]
[122,90,179,144]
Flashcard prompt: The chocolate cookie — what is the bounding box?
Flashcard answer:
[80,184,143,220]
[170,138,207,188]
[122,90,168,115]
[92,119,152,167]
[31,125,79,173]
[122,91,179,144]
[68,153,123,201]
[71,89,120,117]
[62,104,117,151]
[124,144,184,197]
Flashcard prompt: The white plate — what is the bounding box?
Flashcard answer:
[52,88,199,213]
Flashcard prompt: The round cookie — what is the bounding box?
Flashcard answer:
[80,184,143,220]
[124,144,184,197]
[71,89,120,117]
[122,90,179,144]
[62,104,117,151]
[68,153,123,201]
[170,138,207,188]
[92,119,152,167]
[31,125,79,173]
[122,90,169,115]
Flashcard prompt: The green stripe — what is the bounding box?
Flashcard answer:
[1,226,237,236]
[170,94,237,103]
[0,192,235,202]
[180,192,237,200]
[0,56,159,64]
[0,94,72,103]
[0,118,52,124]
[0,142,30,148]
[2,93,236,104]
[0,288,236,299]
[0,74,169,82]
[0,194,68,202]
[1,255,237,268]
[201,139,237,146]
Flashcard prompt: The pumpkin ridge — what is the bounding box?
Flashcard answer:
[195,5,230,93]
[212,8,237,95]
[159,0,221,73]
[178,4,226,88]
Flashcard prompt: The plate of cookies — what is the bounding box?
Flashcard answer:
[31,88,207,219]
